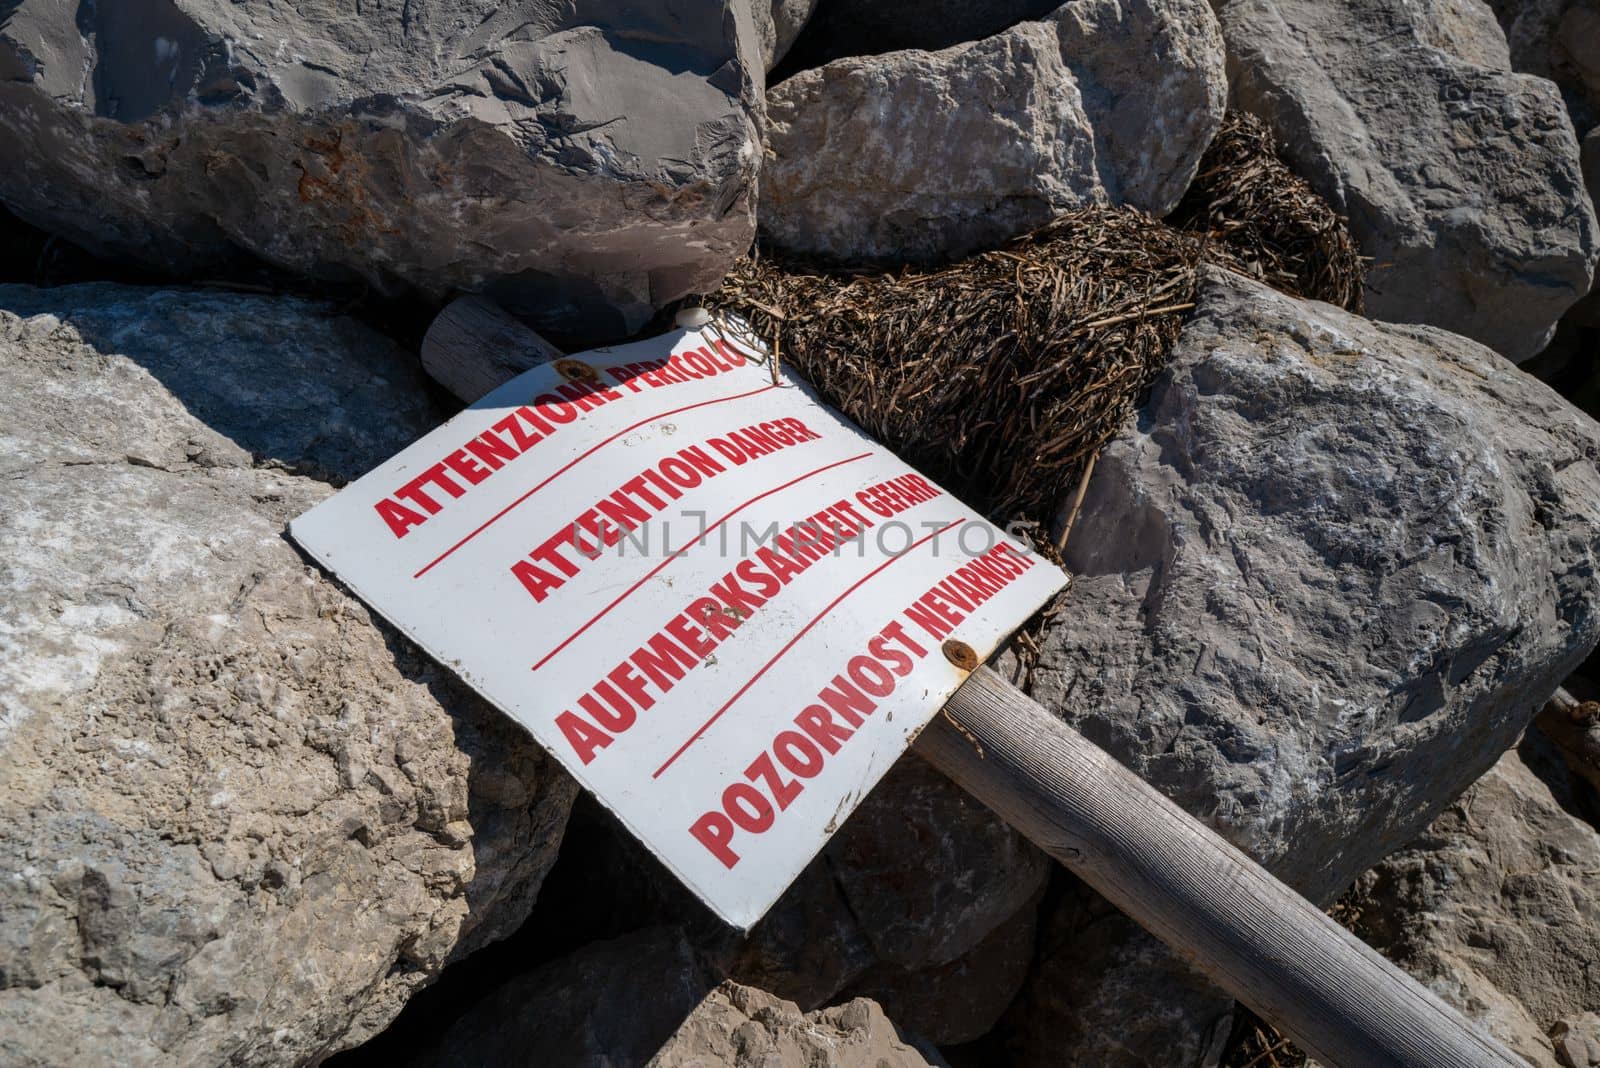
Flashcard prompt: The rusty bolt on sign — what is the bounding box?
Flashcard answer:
[942,639,979,672]
[554,358,599,383]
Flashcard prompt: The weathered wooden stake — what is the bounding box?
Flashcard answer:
[1538,687,1600,796]
[421,295,564,405]
[422,297,1525,1068]
[923,671,1522,1067]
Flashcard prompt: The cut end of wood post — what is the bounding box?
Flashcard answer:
[421,295,564,404]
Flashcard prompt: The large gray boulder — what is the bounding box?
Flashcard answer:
[1036,266,1600,902]
[822,758,1048,975]
[0,285,577,1066]
[1005,883,1232,1068]
[1014,267,1600,1064]
[0,3,764,345]
[761,0,1227,263]
[1350,740,1600,1067]
[844,884,1040,1045]
[742,755,1046,1042]
[815,759,1045,1044]
[1216,0,1599,361]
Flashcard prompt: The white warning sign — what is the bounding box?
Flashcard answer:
[290,322,1067,928]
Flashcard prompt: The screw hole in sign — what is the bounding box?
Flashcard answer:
[942,639,979,672]
[555,358,599,383]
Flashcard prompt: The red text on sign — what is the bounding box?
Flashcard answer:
[374,341,751,539]
[686,541,1037,869]
[688,619,930,869]
[509,419,823,603]
[551,498,883,765]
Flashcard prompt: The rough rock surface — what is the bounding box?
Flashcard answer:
[406,926,940,1067]
[1015,266,1600,1065]
[843,886,1041,1046]
[0,3,764,345]
[1035,266,1600,901]
[1553,1014,1600,1068]
[0,284,577,1066]
[1585,123,1600,188]
[408,928,719,1067]
[735,754,1046,1040]
[1350,740,1600,1067]
[1005,883,1233,1068]
[1588,129,1600,216]
[653,980,942,1068]
[1565,127,1600,327]
[1217,0,1599,361]
[683,757,1044,1046]
[823,757,1048,972]
[761,0,1227,263]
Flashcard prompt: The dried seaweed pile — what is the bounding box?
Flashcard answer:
[708,210,1204,522]
[706,114,1364,525]
[1172,112,1366,314]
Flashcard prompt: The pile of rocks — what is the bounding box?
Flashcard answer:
[5,0,1594,355]
[3,1,1600,1066]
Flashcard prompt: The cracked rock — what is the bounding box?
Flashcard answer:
[1035,265,1600,903]
[1347,738,1600,1066]
[0,2,765,345]
[760,0,1227,263]
[0,283,577,1066]
[1216,0,1599,360]
[1015,266,1600,1065]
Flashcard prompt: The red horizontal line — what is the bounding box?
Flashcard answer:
[413,385,779,579]
[651,517,964,779]
[529,451,873,673]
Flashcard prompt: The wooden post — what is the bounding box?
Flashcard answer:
[420,295,564,406]
[1537,687,1600,796]
[922,670,1522,1067]
[421,297,1525,1068]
